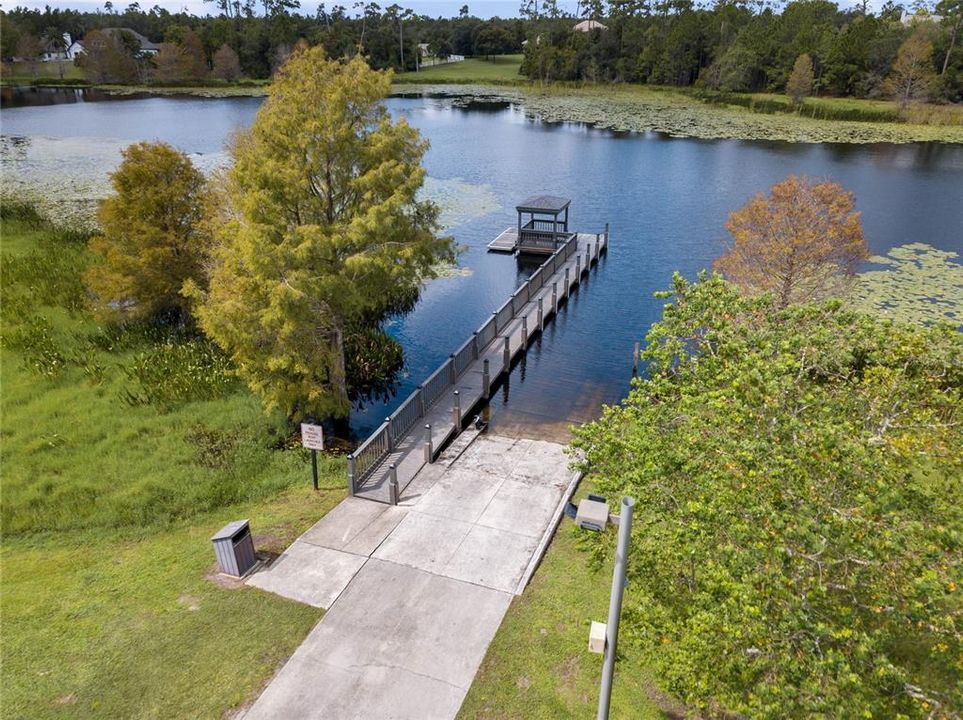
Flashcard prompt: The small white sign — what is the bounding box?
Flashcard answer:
[301,423,324,451]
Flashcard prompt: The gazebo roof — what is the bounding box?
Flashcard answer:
[516,195,571,214]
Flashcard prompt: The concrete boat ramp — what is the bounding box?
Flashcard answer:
[241,432,578,720]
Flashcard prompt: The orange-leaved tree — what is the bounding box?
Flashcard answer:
[715,176,869,308]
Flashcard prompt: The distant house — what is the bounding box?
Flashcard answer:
[99,27,162,55]
[900,10,942,26]
[40,33,73,62]
[573,19,608,32]
[66,38,86,60]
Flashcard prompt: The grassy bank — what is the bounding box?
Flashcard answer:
[394,54,523,84]
[459,482,670,719]
[0,205,344,718]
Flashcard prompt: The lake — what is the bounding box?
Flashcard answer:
[3,88,962,440]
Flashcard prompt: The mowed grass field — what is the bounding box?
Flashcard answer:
[0,207,346,718]
[458,482,668,720]
[394,54,524,84]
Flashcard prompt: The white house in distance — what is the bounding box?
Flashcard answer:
[66,28,162,59]
[39,33,73,61]
[573,19,608,32]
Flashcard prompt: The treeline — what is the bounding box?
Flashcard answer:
[2,0,960,100]
[1,4,524,82]
[523,0,962,101]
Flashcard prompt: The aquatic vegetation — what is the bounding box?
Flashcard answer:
[421,175,501,228]
[851,243,963,325]
[398,84,963,144]
[121,339,238,408]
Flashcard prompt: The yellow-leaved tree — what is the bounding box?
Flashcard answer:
[714,176,869,308]
[190,47,453,422]
[86,141,208,323]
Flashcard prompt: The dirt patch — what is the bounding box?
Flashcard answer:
[177,594,201,611]
[515,676,531,690]
[54,693,77,705]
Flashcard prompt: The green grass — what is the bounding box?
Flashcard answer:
[1,61,87,85]
[458,482,669,720]
[394,54,524,84]
[0,208,347,718]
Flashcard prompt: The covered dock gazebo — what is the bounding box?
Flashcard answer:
[516,195,573,254]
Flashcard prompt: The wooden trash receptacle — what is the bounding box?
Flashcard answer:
[211,519,257,577]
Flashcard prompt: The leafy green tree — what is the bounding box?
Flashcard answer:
[191,48,453,421]
[572,273,963,719]
[86,142,208,323]
[786,51,814,103]
[715,175,869,308]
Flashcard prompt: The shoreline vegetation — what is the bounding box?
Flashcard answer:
[4,55,962,144]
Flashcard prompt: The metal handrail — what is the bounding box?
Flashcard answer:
[452,336,475,378]
[423,359,452,407]
[353,423,390,483]
[389,387,423,442]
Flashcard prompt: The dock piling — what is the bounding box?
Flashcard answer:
[347,454,356,496]
[552,281,558,312]
[452,390,461,435]
[576,255,581,277]
[537,298,544,331]
[424,424,433,463]
[521,316,528,350]
[503,336,510,368]
[388,465,399,505]
[565,267,570,291]
[385,417,393,451]
[482,359,491,398]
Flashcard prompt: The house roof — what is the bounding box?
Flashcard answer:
[101,27,161,52]
[516,195,571,214]
[573,19,608,32]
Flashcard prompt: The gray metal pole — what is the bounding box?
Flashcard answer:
[598,496,635,720]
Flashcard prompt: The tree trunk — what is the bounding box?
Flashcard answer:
[943,16,961,76]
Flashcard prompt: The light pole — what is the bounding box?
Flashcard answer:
[597,496,634,720]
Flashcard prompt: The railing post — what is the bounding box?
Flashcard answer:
[552,281,558,312]
[418,385,426,415]
[503,335,511,368]
[521,315,528,350]
[483,358,491,398]
[449,354,456,383]
[347,454,356,496]
[472,331,478,360]
[585,247,591,271]
[595,234,600,259]
[452,390,461,435]
[424,424,433,463]
[492,310,499,335]
[385,418,393,451]
[537,298,544,331]
[389,464,399,505]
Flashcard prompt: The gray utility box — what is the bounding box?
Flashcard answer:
[212,519,257,577]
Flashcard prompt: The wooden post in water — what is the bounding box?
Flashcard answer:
[595,234,600,258]
[585,247,591,271]
[452,390,461,436]
[424,424,433,463]
[388,464,399,505]
[552,281,558,312]
[482,358,491,398]
[537,298,544,331]
[605,222,610,249]
[632,342,640,375]
[521,316,528,350]
[503,336,510,368]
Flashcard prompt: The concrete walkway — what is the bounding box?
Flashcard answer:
[241,433,577,720]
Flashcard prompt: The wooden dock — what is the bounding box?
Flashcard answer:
[348,229,608,504]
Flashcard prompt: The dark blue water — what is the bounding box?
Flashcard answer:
[4,90,962,439]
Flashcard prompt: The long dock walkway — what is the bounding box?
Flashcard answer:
[349,230,607,504]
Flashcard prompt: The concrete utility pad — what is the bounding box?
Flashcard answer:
[246,542,366,609]
[242,559,512,720]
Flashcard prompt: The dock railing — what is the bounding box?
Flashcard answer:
[346,232,588,494]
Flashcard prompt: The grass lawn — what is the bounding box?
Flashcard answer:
[395,54,523,84]
[1,61,86,84]
[0,207,347,718]
[458,482,669,720]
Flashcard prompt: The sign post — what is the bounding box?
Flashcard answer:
[300,423,324,491]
